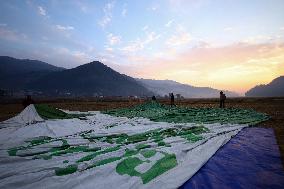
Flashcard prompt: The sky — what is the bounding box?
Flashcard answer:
[0,0,284,94]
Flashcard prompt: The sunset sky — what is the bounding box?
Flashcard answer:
[0,0,284,94]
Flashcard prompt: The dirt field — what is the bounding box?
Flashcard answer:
[0,97,283,167]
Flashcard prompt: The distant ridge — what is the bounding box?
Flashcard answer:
[137,78,239,98]
[0,56,64,90]
[29,61,153,96]
[0,56,64,74]
[0,56,152,97]
[1,56,241,98]
[245,76,284,97]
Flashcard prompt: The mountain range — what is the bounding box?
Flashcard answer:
[136,79,239,98]
[245,76,284,97]
[3,56,282,98]
[0,56,64,91]
[0,56,152,97]
[29,61,153,96]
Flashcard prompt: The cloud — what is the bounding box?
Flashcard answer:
[142,25,149,31]
[49,47,93,67]
[242,35,273,44]
[107,33,121,45]
[41,36,48,41]
[168,0,209,10]
[122,8,127,16]
[38,6,46,16]
[0,27,28,41]
[121,4,127,17]
[224,27,233,32]
[120,31,160,53]
[53,25,75,38]
[0,23,7,27]
[194,40,212,48]
[165,20,174,27]
[148,5,159,11]
[151,7,157,11]
[56,25,74,31]
[98,2,115,28]
[105,46,113,52]
[166,25,191,47]
[75,1,89,13]
[119,40,143,53]
[166,32,191,47]
[145,31,161,44]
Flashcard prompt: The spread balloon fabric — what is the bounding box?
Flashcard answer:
[0,104,268,189]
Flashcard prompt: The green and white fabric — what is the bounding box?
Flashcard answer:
[0,104,268,189]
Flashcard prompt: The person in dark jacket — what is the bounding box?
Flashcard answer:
[22,95,35,108]
[170,93,175,107]
[219,91,226,108]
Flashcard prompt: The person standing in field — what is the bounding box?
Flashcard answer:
[219,91,226,108]
[170,93,175,107]
[22,95,35,108]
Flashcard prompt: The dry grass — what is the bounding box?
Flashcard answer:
[0,97,283,167]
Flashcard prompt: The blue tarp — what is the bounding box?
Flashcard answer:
[180,127,284,189]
